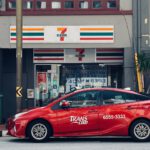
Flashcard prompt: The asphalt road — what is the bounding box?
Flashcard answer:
[0,136,150,150]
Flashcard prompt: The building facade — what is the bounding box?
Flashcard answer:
[133,0,150,93]
[0,0,134,121]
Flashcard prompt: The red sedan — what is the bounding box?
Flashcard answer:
[7,88,150,142]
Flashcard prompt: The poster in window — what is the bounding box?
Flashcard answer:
[37,72,47,94]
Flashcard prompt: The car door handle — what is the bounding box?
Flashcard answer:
[126,106,137,110]
[88,110,98,113]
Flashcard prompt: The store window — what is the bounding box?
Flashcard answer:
[93,1,101,9]
[23,0,33,9]
[64,1,74,9]
[8,0,16,9]
[79,1,88,9]
[107,0,117,8]
[51,1,61,9]
[60,64,108,93]
[36,0,47,9]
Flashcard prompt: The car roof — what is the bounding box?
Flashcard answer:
[72,87,139,95]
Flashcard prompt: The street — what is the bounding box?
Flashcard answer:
[0,136,150,150]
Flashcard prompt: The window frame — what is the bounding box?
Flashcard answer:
[92,0,102,9]
[64,0,75,9]
[51,0,62,9]
[6,0,16,10]
[23,0,34,10]
[79,0,89,9]
[35,0,47,10]
[105,0,119,10]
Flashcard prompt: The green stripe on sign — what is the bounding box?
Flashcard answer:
[11,33,44,36]
[80,32,113,36]
[97,53,123,57]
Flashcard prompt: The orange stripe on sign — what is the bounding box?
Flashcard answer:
[57,28,66,31]
[10,28,44,31]
[80,28,113,31]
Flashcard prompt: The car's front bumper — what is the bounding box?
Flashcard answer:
[7,118,28,138]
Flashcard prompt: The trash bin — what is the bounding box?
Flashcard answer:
[0,95,3,124]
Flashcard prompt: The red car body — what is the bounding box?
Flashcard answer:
[7,88,150,141]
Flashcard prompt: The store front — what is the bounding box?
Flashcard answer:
[33,48,124,106]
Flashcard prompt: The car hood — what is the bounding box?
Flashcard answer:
[15,107,48,120]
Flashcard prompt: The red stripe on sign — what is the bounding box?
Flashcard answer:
[11,38,44,41]
[96,58,123,60]
[34,58,64,61]
[33,50,64,53]
[80,38,113,40]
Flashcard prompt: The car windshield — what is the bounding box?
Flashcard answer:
[40,88,80,106]
[40,94,64,106]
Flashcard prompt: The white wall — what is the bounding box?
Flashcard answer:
[120,0,132,10]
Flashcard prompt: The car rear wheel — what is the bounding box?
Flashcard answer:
[130,119,150,142]
[27,120,51,142]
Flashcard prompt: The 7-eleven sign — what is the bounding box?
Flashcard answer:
[76,49,85,61]
[57,27,67,41]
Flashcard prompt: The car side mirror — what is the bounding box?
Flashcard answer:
[60,100,70,109]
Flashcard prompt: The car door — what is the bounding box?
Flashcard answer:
[98,90,138,136]
[53,90,101,136]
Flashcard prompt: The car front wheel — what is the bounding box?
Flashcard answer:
[27,120,51,142]
[130,119,150,142]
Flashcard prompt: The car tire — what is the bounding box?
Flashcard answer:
[27,120,51,142]
[130,119,150,142]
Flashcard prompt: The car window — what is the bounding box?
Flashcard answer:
[124,93,137,103]
[65,91,101,108]
[102,91,125,105]
[135,94,150,101]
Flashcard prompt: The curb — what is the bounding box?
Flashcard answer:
[0,124,6,137]
[0,130,7,137]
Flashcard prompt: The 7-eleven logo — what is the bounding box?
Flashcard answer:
[76,49,85,61]
[57,27,67,41]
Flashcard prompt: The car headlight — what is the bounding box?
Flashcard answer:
[14,112,27,120]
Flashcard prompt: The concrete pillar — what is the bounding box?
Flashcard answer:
[123,48,135,90]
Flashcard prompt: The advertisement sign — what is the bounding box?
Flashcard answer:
[27,89,34,99]
[10,26,114,43]
[37,72,47,94]
[66,77,107,93]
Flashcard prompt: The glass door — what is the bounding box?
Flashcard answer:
[34,65,52,106]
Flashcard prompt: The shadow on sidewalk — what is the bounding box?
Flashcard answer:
[6,137,137,143]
